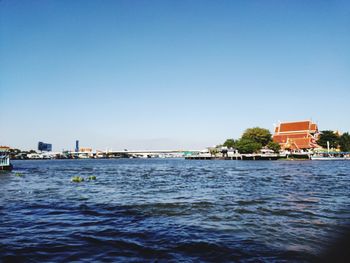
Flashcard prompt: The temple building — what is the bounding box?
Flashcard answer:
[273,120,320,150]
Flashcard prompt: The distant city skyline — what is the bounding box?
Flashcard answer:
[1,0,349,151]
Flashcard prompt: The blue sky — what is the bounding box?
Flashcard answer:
[1,0,349,151]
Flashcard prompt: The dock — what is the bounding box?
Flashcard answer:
[185,154,280,160]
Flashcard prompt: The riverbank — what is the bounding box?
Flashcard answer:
[185,153,311,160]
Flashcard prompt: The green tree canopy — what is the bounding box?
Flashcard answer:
[267,141,281,153]
[9,148,21,154]
[223,139,236,148]
[339,132,350,152]
[317,130,339,149]
[208,147,219,156]
[235,138,262,154]
[241,127,272,146]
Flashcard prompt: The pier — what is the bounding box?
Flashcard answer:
[0,146,13,170]
[185,154,280,160]
[64,149,201,159]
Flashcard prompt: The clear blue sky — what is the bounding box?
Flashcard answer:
[1,0,349,151]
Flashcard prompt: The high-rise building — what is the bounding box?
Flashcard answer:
[38,142,52,152]
[75,140,79,152]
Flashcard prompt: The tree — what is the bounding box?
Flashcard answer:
[267,141,281,153]
[208,147,219,157]
[235,138,262,154]
[339,132,350,152]
[9,148,21,159]
[223,139,236,148]
[241,127,272,146]
[317,130,339,149]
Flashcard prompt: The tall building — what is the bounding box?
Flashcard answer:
[273,120,319,150]
[75,140,79,152]
[38,142,52,152]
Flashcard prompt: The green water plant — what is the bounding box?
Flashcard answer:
[87,175,97,181]
[71,176,84,183]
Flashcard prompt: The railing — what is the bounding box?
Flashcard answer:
[0,156,10,166]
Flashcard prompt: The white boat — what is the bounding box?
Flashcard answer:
[311,141,350,160]
[311,153,350,160]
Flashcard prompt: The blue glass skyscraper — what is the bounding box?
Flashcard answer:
[75,140,79,152]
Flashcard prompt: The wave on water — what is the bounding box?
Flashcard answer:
[1,159,350,262]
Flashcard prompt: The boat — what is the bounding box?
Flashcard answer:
[241,153,279,160]
[311,141,350,160]
[311,152,350,160]
[0,146,13,171]
[286,152,311,160]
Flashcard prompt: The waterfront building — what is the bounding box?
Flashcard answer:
[273,120,319,150]
[75,140,79,152]
[79,147,92,153]
[38,141,52,152]
[0,146,12,170]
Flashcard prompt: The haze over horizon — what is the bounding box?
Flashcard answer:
[1,0,349,151]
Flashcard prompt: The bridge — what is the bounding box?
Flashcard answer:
[68,149,201,158]
[100,149,200,158]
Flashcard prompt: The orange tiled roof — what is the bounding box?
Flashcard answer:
[283,137,319,150]
[274,132,311,137]
[273,133,311,143]
[287,138,314,150]
[279,121,312,132]
[0,146,10,149]
[310,123,318,132]
[273,120,319,149]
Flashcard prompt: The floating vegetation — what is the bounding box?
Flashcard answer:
[71,175,96,183]
[71,176,84,183]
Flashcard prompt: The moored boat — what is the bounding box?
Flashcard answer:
[311,152,350,160]
[0,146,13,171]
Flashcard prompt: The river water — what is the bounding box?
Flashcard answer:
[1,159,349,262]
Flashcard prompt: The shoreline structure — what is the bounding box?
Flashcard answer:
[2,120,350,162]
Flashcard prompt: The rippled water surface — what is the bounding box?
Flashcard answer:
[1,159,350,262]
